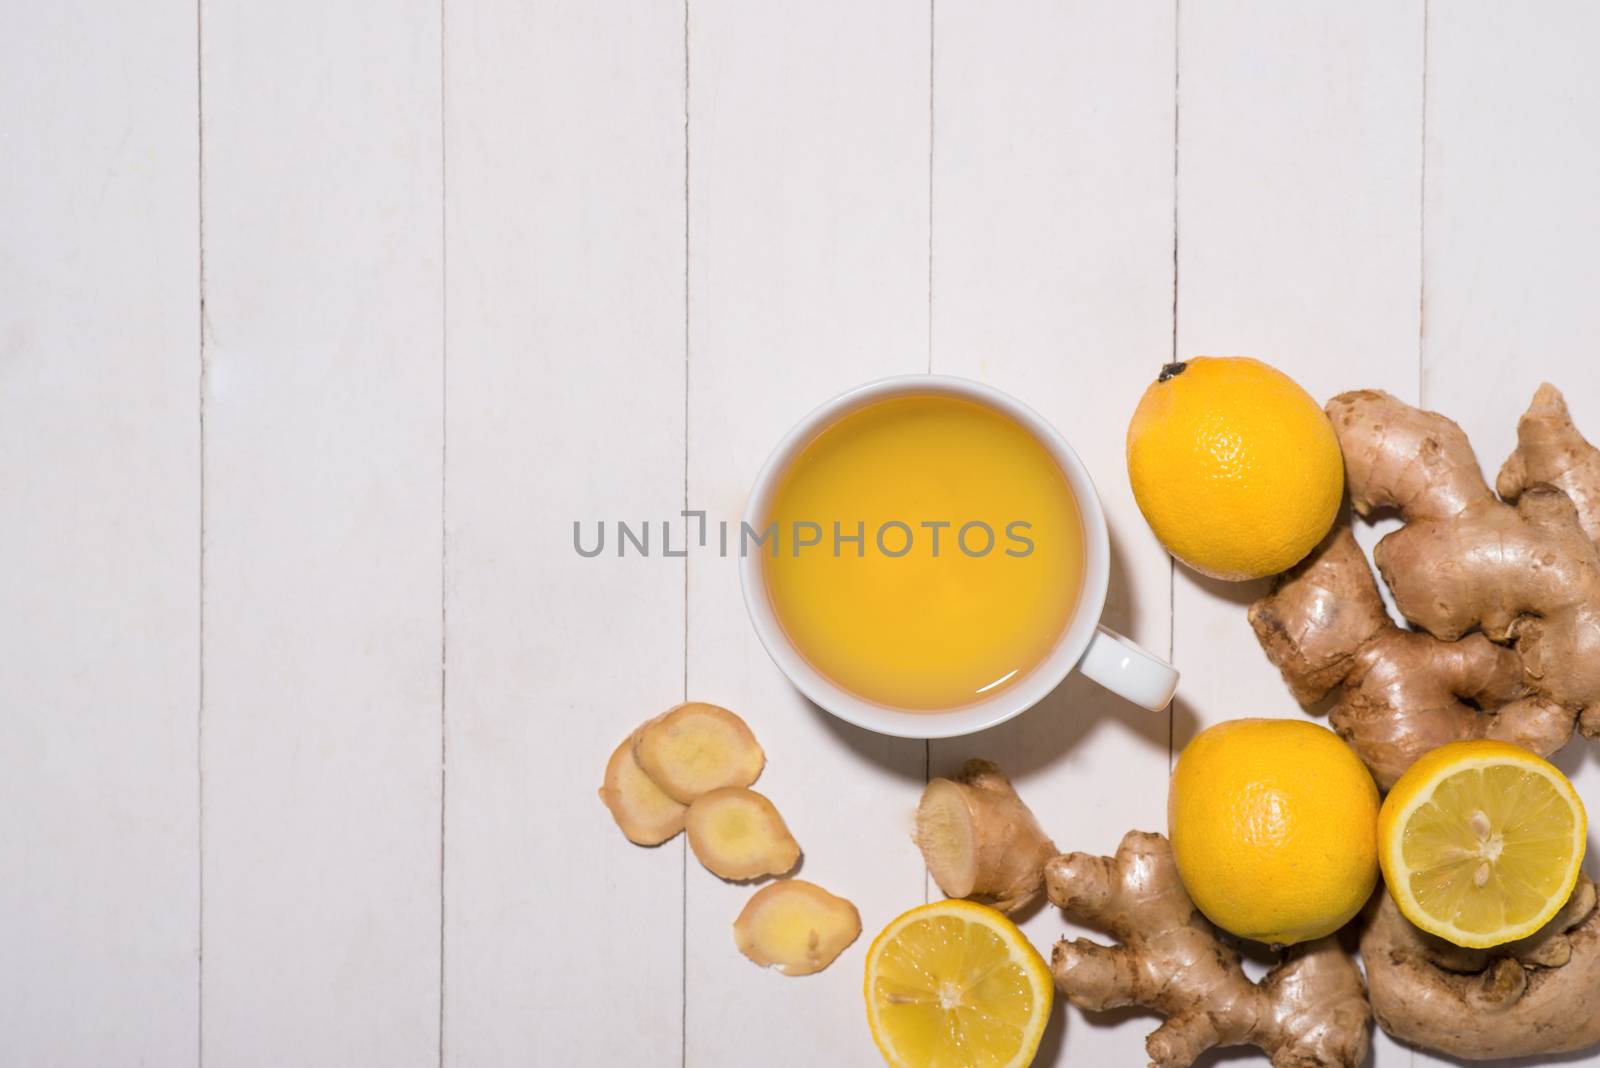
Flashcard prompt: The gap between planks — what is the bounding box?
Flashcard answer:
[681,2,693,1065]
[437,0,451,1064]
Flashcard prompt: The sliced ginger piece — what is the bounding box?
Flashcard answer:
[915,759,1057,913]
[734,879,860,976]
[633,702,764,804]
[686,787,799,881]
[598,731,687,846]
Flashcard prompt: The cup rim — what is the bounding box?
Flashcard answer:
[738,373,1111,739]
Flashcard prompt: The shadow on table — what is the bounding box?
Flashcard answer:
[801,701,928,784]
[1033,1004,1158,1068]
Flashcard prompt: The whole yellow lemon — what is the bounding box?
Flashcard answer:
[1127,357,1343,580]
[1169,718,1379,946]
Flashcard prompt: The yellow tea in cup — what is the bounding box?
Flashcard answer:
[760,394,1084,710]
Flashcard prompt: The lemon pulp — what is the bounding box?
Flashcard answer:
[864,901,1052,1068]
[1381,741,1586,947]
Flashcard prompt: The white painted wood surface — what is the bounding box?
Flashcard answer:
[442,4,687,1065]
[2,5,199,1066]
[9,2,1600,1066]
[200,0,443,1064]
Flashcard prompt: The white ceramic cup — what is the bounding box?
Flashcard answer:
[739,374,1179,740]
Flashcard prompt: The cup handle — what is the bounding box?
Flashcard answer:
[1077,625,1179,711]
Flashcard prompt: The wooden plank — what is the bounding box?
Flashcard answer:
[684,2,930,1062]
[440,3,688,1064]
[1421,0,1600,465]
[1419,6,1600,1062]
[1173,3,1423,1065]
[0,5,200,1064]
[199,1,443,1063]
[1172,0,1424,738]
[929,1,1176,1063]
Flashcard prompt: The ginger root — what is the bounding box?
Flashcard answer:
[1252,386,1600,787]
[912,769,1369,1067]
[914,759,1057,913]
[1244,384,1600,1060]
[1361,875,1600,1059]
[1499,382,1600,544]
[1048,831,1370,1068]
[633,702,765,804]
[686,787,800,881]
[733,879,860,976]
[1328,389,1600,726]
[598,730,688,845]
[1251,526,1573,789]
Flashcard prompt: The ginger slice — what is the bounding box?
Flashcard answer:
[685,787,799,881]
[633,702,764,804]
[914,759,1057,913]
[733,879,860,976]
[598,731,687,846]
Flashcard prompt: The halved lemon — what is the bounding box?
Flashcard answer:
[1379,739,1587,948]
[863,899,1053,1068]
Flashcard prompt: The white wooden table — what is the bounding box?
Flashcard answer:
[7,2,1600,1065]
